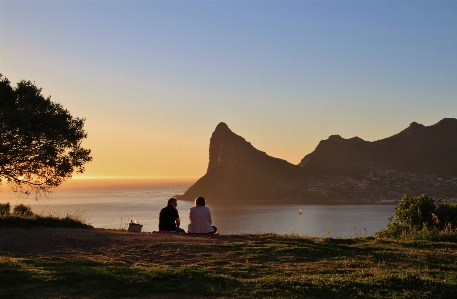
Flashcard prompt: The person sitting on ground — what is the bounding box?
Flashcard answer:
[188,196,217,234]
[159,198,185,233]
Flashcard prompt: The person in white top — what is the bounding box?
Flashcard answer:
[188,196,217,234]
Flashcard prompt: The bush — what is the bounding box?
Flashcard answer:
[0,202,10,216]
[1,205,92,228]
[376,194,457,240]
[435,200,457,229]
[396,194,436,230]
[0,214,93,229]
[12,204,34,217]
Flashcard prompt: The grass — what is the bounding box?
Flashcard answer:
[377,225,457,243]
[111,217,130,231]
[0,210,93,229]
[1,234,457,298]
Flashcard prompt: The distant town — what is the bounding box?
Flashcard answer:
[280,167,457,204]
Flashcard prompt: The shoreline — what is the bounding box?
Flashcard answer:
[177,196,402,205]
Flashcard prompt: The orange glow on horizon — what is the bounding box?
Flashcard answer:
[0,177,197,194]
[56,177,198,190]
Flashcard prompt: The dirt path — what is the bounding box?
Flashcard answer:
[0,227,253,266]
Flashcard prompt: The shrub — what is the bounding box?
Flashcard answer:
[0,202,10,216]
[435,200,457,229]
[12,204,34,217]
[376,194,457,240]
[395,194,436,230]
[0,209,93,228]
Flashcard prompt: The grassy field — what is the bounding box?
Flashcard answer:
[1,233,457,299]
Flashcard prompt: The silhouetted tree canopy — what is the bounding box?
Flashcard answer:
[0,74,92,197]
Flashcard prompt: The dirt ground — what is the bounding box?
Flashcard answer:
[0,227,253,265]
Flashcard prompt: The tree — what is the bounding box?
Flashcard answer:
[0,74,92,197]
[394,194,436,229]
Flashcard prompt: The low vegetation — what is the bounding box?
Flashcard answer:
[376,194,457,241]
[1,234,456,298]
[0,203,92,229]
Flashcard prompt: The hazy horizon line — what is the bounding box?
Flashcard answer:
[70,176,199,181]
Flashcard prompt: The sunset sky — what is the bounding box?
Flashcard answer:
[1,1,456,182]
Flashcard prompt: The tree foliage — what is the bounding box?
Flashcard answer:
[377,194,457,239]
[395,194,436,230]
[0,202,10,216]
[435,200,457,230]
[12,203,33,217]
[0,74,92,196]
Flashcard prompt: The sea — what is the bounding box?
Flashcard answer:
[0,179,396,238]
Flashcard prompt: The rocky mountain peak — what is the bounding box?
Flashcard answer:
[182,122,301,200]
[214,122,230,131]
[207,123,252,171]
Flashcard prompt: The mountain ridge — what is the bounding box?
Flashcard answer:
[181,118,457,202]
[299,118,457,175]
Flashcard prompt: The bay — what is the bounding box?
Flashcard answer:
[0,180,396,237]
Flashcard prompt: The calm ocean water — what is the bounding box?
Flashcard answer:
[0,180,396,237]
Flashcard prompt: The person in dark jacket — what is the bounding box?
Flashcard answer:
[159,198,185,233]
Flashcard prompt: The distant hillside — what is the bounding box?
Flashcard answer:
[182,119,457,202]
[181,122,301,200]
[299,118,457,175]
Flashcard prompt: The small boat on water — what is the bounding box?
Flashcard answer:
[299,208,302,214]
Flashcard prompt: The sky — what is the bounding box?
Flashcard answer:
[1,0,456,182]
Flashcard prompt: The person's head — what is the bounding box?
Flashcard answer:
[168,198,178,209]
[194,196,206,207]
